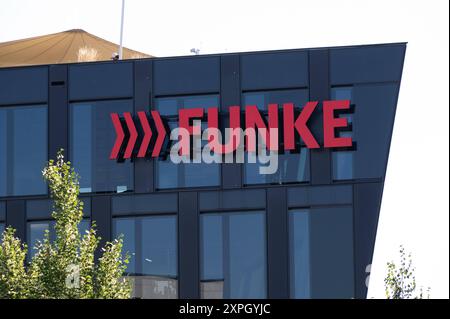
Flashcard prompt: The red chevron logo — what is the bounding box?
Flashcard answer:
[110,110,167,160]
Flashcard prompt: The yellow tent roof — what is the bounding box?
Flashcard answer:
[0,29,153,67]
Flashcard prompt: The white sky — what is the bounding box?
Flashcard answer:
[0,0,448,299]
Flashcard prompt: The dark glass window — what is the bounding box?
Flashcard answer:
[309,206,354,298]
[113,215,178,299]
[0,202,4,237]
[289,206,354,298]
[242,90,310,185]
[289,209,310,298]
[331,87,354,180]
[331,84,399,180]
[200,211,267,299]
[0,105,47,196]
[154,95,221,189]
[27,219,90,260]
[70,100,133,193]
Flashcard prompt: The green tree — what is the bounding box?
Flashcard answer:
[0,150,131,299]
[384,245,430,299]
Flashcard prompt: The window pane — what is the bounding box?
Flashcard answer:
[141,216,177,278]
[309,206,354,298]
[242,90,310,185]
[78,219,90,238]
[27,219,90,260]
[351,84,399,179]
[289,210,310,298]
[331,84,399,180]
[333,143,354,180]
[0,105,47,196]
[113,215,178,299]
[27,221,52,259]
[0,223,5,241]
[155,95,220,189]
[200,215,223,281]
[200,211,267,299]
[331,87,354,180]
[113,218,136,274]
[70,100,133,193]
[244,150,310,185]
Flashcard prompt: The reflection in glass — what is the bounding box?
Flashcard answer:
[331,87,354,180]
[27,219,90,260]
[244,150,310,185]
[200,211,267,299]
[113,215,178,299]
[155,95,220,189]
[70,100,133,193]
[0,105,47,196]
[289,210,310,298]
[0,223,5,241]
[242,90,310,185]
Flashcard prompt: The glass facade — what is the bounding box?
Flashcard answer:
[27,219,90,259]
[70,100,134,193]
[0,223,4,238]
[242,90,310,185]
[200,211,267,298]
[113,215,178,299]
[155,95,221,189]
[0,105,47,196]
[0,44,405,299]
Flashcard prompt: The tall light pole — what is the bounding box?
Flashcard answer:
[119,0,125,60]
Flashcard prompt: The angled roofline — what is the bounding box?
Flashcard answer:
[0,42,407,71]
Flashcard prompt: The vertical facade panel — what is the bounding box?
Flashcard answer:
[6,200,26,241]
[49,64,68,160]
[353,182,383,298]
[310,205,354,298]
[134,60,154,193]
[266,188,289,298]
[309,49,331,185]
[91,196,111,259]
[221,55,242,189]
[0,201,5,221]
[178,192,199,298]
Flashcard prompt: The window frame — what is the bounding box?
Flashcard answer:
[199,209,268,299]
[0,103,48,198]
[153,94,222,190]
[69,98,134,194]
[240,88,311,186]
[112,213,179,299]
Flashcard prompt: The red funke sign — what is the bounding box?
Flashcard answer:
[110,100,354,160]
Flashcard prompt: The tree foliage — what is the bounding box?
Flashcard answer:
[0,150,131,299]
[384,245,430,299]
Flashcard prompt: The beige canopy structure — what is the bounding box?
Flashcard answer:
[0,29,153,67]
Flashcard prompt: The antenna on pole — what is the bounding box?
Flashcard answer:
[119,0,125,60]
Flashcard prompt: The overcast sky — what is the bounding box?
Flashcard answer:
[0,0,448,298]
